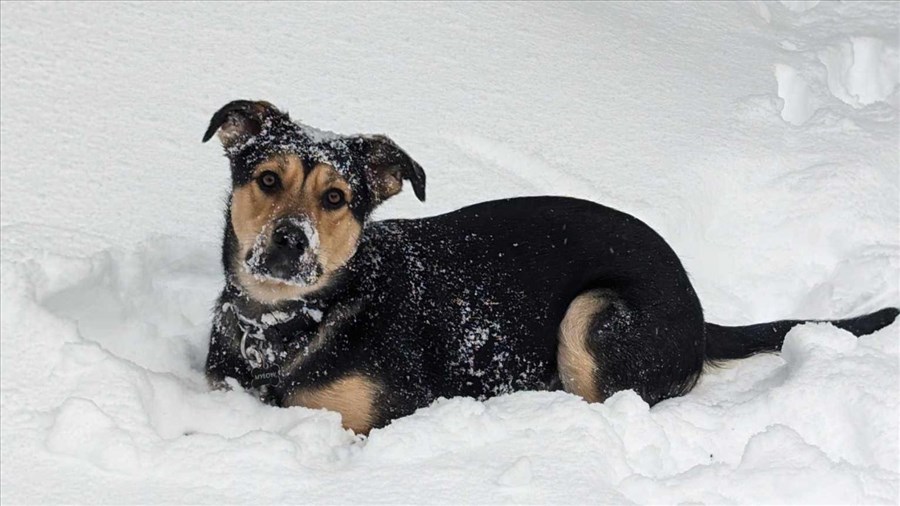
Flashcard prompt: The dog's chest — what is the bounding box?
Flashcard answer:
[216,301,326,392]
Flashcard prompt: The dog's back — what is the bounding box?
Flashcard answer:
[343,196,706,407]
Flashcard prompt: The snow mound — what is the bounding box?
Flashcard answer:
[1,245,897,503]
[45,397,142,473]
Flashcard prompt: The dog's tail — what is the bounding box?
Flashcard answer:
[704,307,899,361]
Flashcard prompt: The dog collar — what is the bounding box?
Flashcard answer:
[221,303,283,391]
[222,300,324,391]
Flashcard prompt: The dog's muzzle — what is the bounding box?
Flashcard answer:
[245,217,321,285]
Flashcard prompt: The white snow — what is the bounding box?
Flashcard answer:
[1,2,898,504]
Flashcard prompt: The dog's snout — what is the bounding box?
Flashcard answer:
[272,220,309,250]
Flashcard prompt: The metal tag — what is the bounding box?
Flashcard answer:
[250,364,281,388]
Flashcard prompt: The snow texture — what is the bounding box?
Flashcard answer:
[1,2,898,504]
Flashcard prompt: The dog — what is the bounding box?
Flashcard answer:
[203,100,899,434]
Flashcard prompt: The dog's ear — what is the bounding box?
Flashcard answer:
[202,100,280,148]
[352,135,426,203]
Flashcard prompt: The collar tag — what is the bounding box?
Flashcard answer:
[251,364,282,388]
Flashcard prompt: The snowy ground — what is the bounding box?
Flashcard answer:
[1,2,898,504]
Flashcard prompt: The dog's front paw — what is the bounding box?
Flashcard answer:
[206,374,233,392]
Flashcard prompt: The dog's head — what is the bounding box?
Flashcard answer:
[203,100,426,304]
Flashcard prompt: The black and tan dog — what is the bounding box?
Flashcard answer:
[203,100,899,434]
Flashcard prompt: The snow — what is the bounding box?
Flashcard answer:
[1,1,898,504]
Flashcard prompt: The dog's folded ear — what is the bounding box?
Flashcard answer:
[352,135,426,203]
[202,100,280,148]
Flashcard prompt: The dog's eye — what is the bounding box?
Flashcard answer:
[323,189,346,209]
[257,171,281,192]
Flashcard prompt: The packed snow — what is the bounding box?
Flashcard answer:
[1,2,898,504]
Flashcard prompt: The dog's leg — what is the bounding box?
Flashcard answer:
[558,289,706,405]
[285,374,382,434]
[557,290,609,402]
[205,333,238,390]
[205,322,251,391]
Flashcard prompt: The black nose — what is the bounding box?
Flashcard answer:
[272,219,309,250]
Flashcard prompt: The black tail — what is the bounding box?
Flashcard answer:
[705,307,899,360]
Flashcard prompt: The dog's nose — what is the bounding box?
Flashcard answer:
[272,220,309,250]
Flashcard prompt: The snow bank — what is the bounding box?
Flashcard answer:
[2,1,898,504]
[2,250,897,503]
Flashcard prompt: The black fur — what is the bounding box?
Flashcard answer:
[704,307,900,360]
[203,100,900,432]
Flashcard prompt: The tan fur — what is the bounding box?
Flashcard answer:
[305,163,362,273]
[230,155,362,303]
[286,374,381,434]
[558,291,608,403]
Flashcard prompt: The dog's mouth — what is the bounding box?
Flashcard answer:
[243,231,323,287]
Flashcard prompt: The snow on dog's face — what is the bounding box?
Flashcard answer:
[203,100,426,304]
[230,155,359,302]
